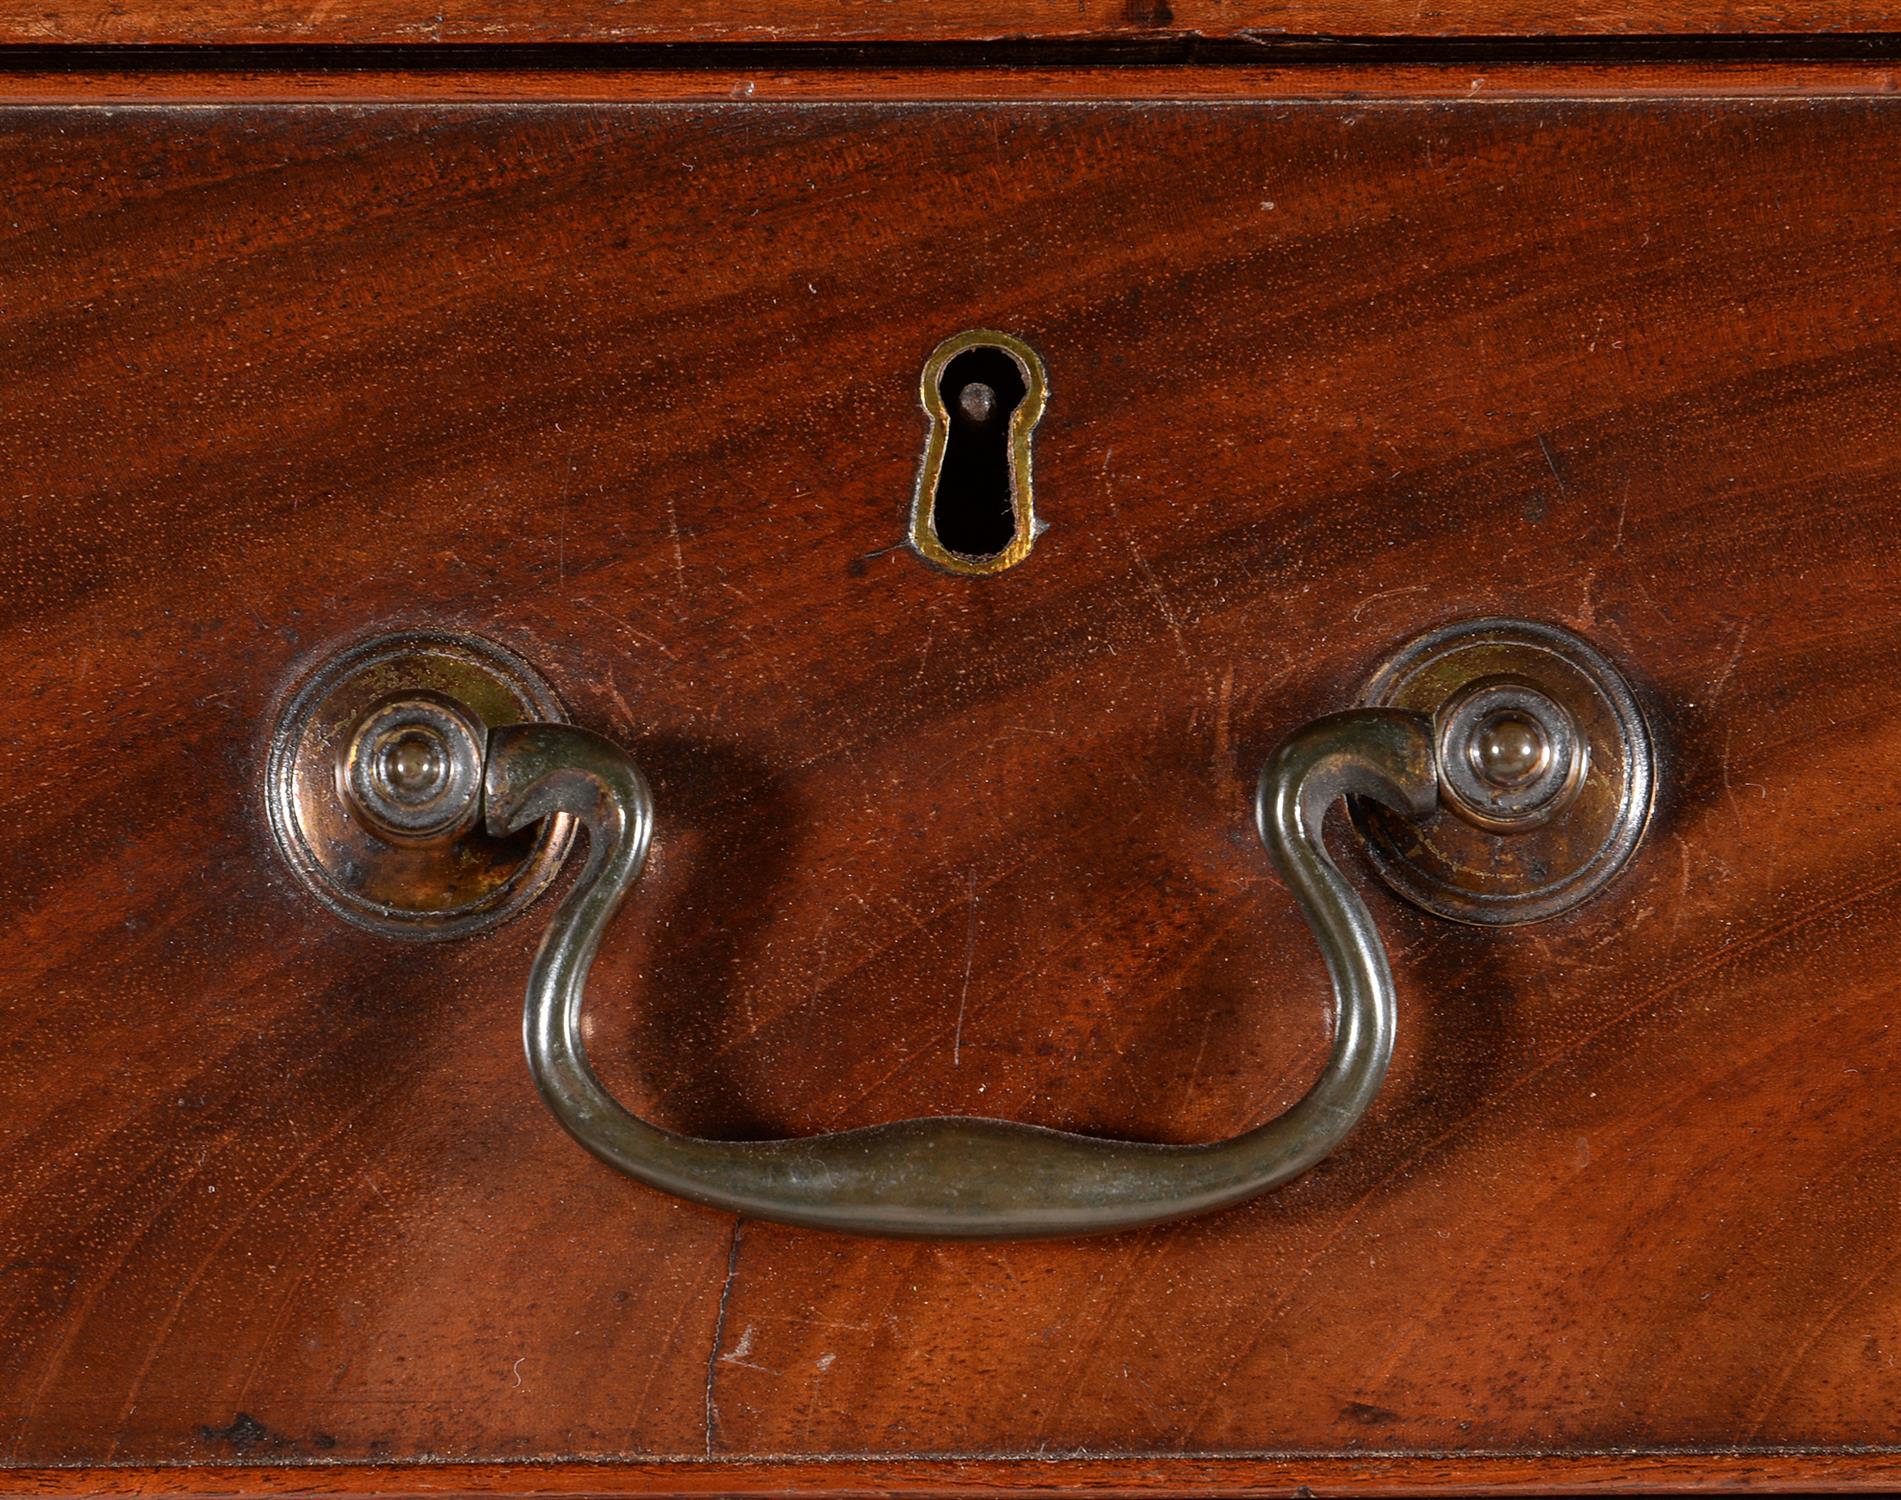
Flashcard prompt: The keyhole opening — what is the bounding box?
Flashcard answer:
[910,331,1048,576]
[932,347,1027,558]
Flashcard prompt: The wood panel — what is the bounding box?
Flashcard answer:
[12,1452,1901,1494]
[2,92,1900,1488]
[4,0,1901,44]
[4,60,1901,102]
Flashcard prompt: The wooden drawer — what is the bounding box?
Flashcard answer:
[3,70,1901,1494]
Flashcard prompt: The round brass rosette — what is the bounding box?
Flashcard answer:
[1353,618,1656,926]
[266,630,572,939]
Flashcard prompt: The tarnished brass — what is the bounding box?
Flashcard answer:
[265,621,1655,1235]
[276,654,1443,1235]
[1431,675,1588,832]
[338,690,489,845]
[488,709,1437,1238]
[909,330,1048,575]
[265,631,572,939]
[1353,618,1656,926]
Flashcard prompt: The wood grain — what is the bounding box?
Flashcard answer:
[5,0,1901,44]
[3,60,1901,102]
[12,1452,1901,1494]
[2,90,1900,1490]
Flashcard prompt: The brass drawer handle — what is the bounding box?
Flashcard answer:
[486,711,1434,1240]
[268,618,1653,1239]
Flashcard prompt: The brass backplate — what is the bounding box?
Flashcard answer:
[265,631,572,939]
[1353,618,1656,926]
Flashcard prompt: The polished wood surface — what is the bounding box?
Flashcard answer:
[5,0,1901,44]
[6,59,1901,103]
[3,87,1900,1491]
[13,1452,1901,1495]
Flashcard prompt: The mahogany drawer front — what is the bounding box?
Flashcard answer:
[14,0,1901,43]
[2,89,1900,1493]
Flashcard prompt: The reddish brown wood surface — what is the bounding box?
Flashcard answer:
[11,1451,1901,1495]
[4,60,1901,102]
[5,0,1901,44]
[3,88,1901,1492]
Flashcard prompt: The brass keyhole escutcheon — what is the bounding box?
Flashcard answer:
[909,330,1048,575]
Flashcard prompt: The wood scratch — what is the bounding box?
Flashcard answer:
[1350,581,1431,622]
[1709,622,1750,705]
[704,1219,743,1458]
[1536,432,1569,493]
[1670,841,1693,943]
[1123,534,1192,671]
[1213,665,1234,766]
[1181,1011,1215,1104]
[809,906,837,1007]
[574,597,677,662]
[1719,724,1749,837]
[749,1312,875,1334]
[716,1324,778,1376]
[600,667,639,735]
[666,494,687,597]
[1105,490,1193,672]
[954,870,979,1067]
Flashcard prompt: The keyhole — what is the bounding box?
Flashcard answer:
[932,347,1026,557]
[910,331,1048,575]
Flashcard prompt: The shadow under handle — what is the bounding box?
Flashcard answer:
[485,709,1437,1240]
